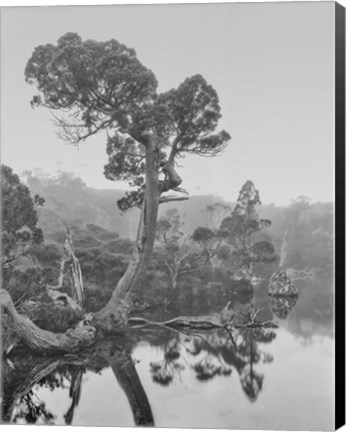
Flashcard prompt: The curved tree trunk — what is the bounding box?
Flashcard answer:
[1,289,96,354]
[1,134,185,350]
[93,135,160,332]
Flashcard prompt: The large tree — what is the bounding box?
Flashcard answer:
[23,33,231,332]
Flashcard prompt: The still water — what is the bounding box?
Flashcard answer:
[3,276,335,430]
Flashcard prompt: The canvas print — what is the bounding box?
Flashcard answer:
[0,2,342,430]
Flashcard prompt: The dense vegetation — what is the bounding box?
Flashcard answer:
[1,167,333,336]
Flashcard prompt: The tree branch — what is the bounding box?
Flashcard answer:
[159,196,189,204]
[1,289,95,354]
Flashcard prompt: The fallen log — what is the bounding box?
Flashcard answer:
[128,301,234,330]
[128,316,224,330]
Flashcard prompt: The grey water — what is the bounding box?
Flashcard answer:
[2,275,334,430]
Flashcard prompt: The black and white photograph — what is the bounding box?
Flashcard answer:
[0,1,344,430]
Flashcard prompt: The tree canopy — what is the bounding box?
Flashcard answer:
[25,33,231,211]
[219,181,276,269]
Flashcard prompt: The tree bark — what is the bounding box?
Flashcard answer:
[64,228,85,307]
[1,134,187,347]
[1,289,96,354]
[92,134,160,332]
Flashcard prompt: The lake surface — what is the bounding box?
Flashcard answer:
[2,275,335,430]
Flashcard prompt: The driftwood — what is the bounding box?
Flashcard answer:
[128,302,279,333]
[128,316,225,330]
[128,301,235,331]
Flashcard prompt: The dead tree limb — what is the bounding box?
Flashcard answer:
[64,228,85,308]
[45,229,85,312]
[159,196,189,204]
[128,301,235,331]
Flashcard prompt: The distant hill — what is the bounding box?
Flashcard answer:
[24,171,239,240]
[23,170,288,241]
[23,171,137,239]
[23,171,333,274]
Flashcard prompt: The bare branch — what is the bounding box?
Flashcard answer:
[159,196,189,204]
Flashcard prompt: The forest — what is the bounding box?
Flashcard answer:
[1,165,334,425]
[1,32,334,426]
[2,166,333,331]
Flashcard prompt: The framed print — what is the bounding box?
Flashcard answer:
[0,1,345,430]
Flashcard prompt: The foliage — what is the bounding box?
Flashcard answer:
[154,209,189,288]
[219,181,276,270]
[30,302,82,333]
[1,165,45,267]
[154,210,223,289]
[26,33,230,211]
[25,33,158,141]
[191,226,216,245]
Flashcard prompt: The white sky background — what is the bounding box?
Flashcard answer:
[1,2,335,205]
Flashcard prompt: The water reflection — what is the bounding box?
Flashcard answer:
[1,275,335,429]
[2,338,154,426]
[2,323,278,425]
[269,296,298,320]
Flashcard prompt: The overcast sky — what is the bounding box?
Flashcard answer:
[1,2,335,205]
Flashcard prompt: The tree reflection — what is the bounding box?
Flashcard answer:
[12,391,54,424]
[193,354,232,381]
[2,338,154,427]
[270,295,298,320]
[2,282,300,425]
[64,368,83,425]
[150,336,184,385]
[144,315,276,403]
[95,338,154,426]
[2,360,86,425]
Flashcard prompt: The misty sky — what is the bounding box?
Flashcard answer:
[1,2,335,205]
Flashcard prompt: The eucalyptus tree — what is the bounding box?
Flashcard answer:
[24,33,231,331]
[219,181,276,275]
